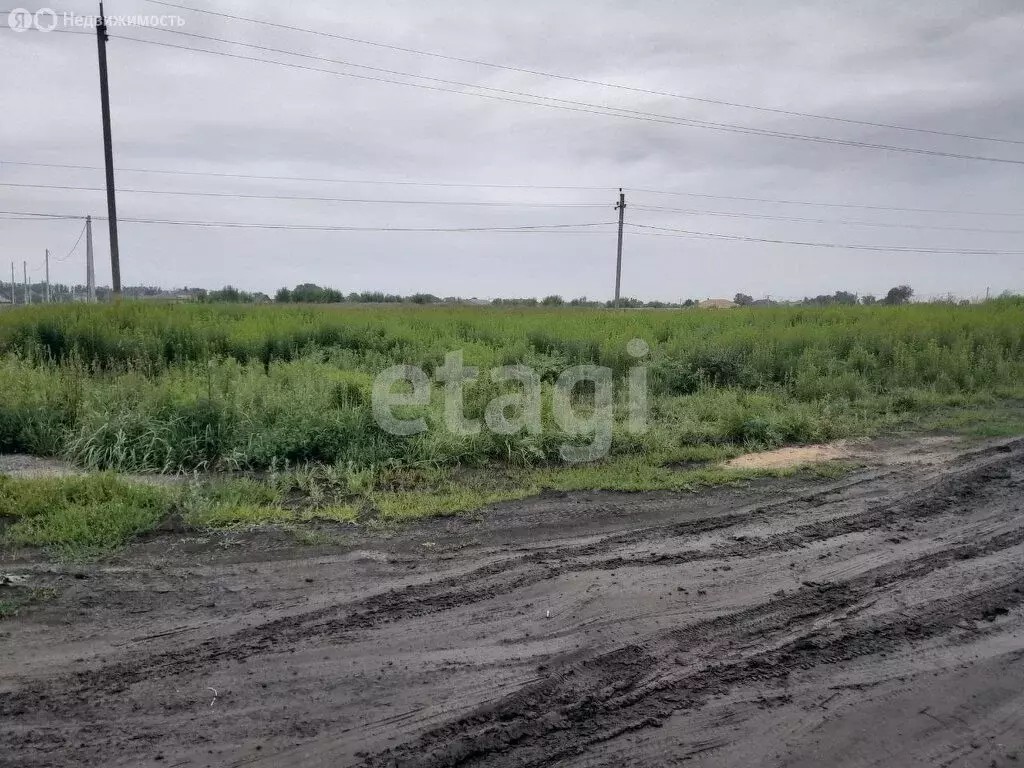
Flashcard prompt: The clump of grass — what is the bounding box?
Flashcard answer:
[373,487,536,521]
[299,506,359,524]
[182,503,294,529]
[178,476,284,528]
[533,457,791,493]
[0,474,174,559]
[803,460,860,479]
[0,586,58,619]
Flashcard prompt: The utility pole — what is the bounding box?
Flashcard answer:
[96,2,121,297]
[613,189,626,308]
[44,249,50,303]
[10,262,15,306]
[23,262,28,305]
[86,215,96,302]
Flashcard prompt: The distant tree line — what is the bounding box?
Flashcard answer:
[491,295,701,308]
[2,280,1008,309]
[272,285,698,307]
[267,284,926,309]
[274,284,426,304]
[733,285,920,307]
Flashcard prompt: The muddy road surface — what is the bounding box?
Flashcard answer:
[3,437,1024,767]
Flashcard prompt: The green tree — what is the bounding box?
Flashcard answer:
[883,285,914,305]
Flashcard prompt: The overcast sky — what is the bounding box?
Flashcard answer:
[2,0,1022,301]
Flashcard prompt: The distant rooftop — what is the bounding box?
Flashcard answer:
[699,298,738,309]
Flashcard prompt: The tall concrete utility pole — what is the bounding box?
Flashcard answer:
[613,189,626,308]
[10,262,15,306]
[23,261,28,305]
[96,2,121,297]
[86,216,96,302]
[44,249,50,303]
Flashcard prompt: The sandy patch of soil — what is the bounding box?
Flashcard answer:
[724,442,853,469]
[724,434,970,471]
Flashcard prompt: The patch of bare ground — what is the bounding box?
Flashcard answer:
[724,442,853,469]
[724,434,968,470]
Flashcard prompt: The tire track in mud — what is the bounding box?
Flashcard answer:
[2,443,1021,723]
[361,547,1024,767]
[584,457,1020,570]
[305,440,1022,633]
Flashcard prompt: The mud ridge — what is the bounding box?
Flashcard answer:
[365,563,1024,767]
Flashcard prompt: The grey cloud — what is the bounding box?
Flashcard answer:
[1,0,1022,301]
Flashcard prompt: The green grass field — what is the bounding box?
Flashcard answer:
[1,299,1023,557]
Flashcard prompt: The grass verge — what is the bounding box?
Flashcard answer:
[1,400,1021,560]
[0,459,830,559]
[1,474,173,560]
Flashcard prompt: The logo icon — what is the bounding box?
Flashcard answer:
[6,7,57,32]
[33,8,57,31]
[7,8,33,31]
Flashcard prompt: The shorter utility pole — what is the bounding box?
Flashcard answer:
[10,262,15,306]
[613,189,626,308]
[86,215,96,302]
[23,261,28,305]
[44,249,50,303]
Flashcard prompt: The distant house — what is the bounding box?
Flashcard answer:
[135,293,191,302]
[698,298,737,309]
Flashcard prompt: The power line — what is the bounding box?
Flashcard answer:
[6,160,1023,218]
[0,23,91,34]
[629,204,1024,235]
[142,0,1024,146]
[117,219,614,233]
[626,222,1024,255]
[9,206,1016,253]
[108,31,1024,166]
[0,181,605,207]
[626,188,1024,218]
[0,211,86,221]
[55,221,88,262]
[0,209,615,232]
[0,160,613,191]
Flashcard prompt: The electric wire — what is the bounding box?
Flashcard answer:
[142,0,1024,146]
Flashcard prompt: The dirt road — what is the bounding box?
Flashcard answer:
[3,437,1024,767]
